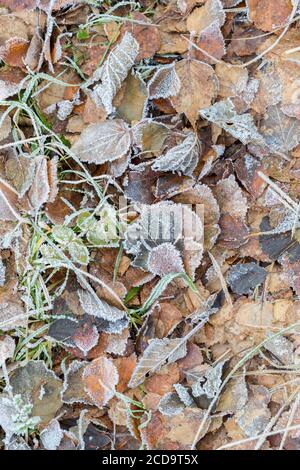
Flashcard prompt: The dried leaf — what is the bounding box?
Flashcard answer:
[214,175,248,220]
[247,0,293,32]
[264,331,294,365]
[200,99,263,145]
[148,63,181,100]
[115,72,148,124]
[172,59,218,126]
[0,335,15,366]
[78,288,126,322]
[259,105,300,154]
[84,32,139,114]
[141,407,210,450]
[62,360,92,405]
[158,392,185,416]
[121,12,161,61]
[27,156,50,212]
[191,361,225,399]
[82,356,119,408]
[0,295,26,331]
[129,338,188,388]
[40,419,64,450]
[5,153,35,197]
[236,385,271,437]
[227,263,267,295]
[152,132,200,177]
[187,0,226,33]
[71,119,131,165]
[10,361,63,427]
[0,180,20,221]
[0,114,11,142]
[147,243,184,277]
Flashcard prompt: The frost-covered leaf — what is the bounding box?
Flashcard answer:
[191,361,225,399]
[68,239,90,265]
[47,317,78,348]
[0,296,26,331]
[141,407,210,450]
[0,113,11,142]
[27,156,50,212]
[134,119,170,157]
[227,263,267,295]
[0,79,21,100]
[84,32,139,114]
[259,105,300,154]
[62,360,93,405]
[72,321,99,355]
[236,385,270,438]
[82,356,119,408]
[214,174,248,220]
[152,132,200,176]
[174,383,195,407]
[0,258,6,287]
[9,361,63,427]
[40,419,63,450]
[172,58,218,126]
[47,156,59,203]
[105,328,129,356]
[0,335,15,366]
[6,436,31,450]
[52,225,76,245]
[259,216,300,262]
[0,180,20,221]
[71,119,131,165]
[217,375,248,414]
[128,338,187,388]
[147,243,184,277]
[247,0,292,32]
[5,153,35,198]
[158,392,185,416]
[40,244,65,268]
[187,0,226,32]
[148,63,181,99]
[264,332,294,365]
[0,395,17,444]
[200,98,263,145]
[94,315,129,335]
[78,288,126,322]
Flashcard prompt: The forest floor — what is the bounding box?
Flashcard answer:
[0,0,300,451]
